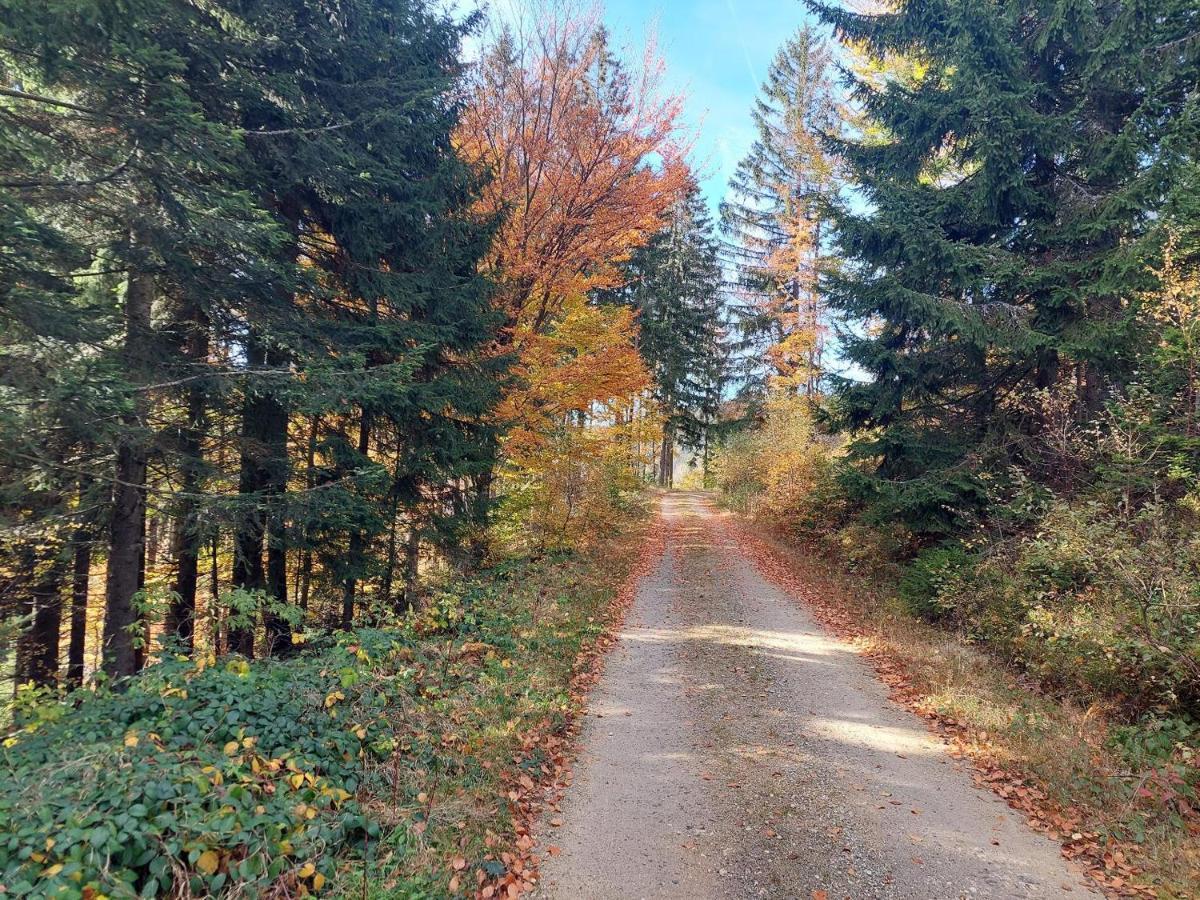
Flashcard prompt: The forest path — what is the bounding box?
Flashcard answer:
[534,492,1098,899]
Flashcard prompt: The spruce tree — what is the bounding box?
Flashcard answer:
[601,184,724,485]
[720,26,841,402]
[809,0,1200,534]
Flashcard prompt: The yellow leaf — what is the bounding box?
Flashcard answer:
[298,862,316,879]
[123,732,139,748]
[45,838,55,851]
[312,873,326,891]
[196,850,220,876]
[223,740,239,756]
[42,863,64,878]
[290,773,305,790]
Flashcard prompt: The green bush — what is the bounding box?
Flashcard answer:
[898,545,976,622]
[945,498,1200,713]
[0,631,406,898]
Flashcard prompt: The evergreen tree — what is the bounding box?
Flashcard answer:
[1,0,282,677]
[601,184,724,485]
[720,26,841,402]
[808,0,1200,535]
[0,0,501,682]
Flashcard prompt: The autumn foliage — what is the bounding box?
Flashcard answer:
[458,2,690,546]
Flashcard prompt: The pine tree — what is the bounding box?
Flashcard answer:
[720,26,841,402]
[601,184,724,485]
[809,0,1200,535]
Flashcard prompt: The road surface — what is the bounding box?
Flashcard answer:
[536,492,1098,899]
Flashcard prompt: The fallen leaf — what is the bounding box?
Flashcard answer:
[196,850,220,876]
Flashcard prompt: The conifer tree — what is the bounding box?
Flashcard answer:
[720,26,841,402]
[1,0,501,681]
[602,184,724,485]
[809,0,1200,535]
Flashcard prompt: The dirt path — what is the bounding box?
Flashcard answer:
[535,492,1099,899]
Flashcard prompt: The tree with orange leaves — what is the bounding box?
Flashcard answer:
[458,2,691,545]
[459,2,690,340]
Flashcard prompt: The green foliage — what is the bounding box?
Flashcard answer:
[599,183,725,458]
[1,632,395,897]
[898,545,975,623]
[1,523,644,898]
[809,0,1200,536]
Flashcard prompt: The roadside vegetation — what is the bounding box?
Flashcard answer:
[715,397,1200,895]
[2,503,649,899]
[710,2,1200,895]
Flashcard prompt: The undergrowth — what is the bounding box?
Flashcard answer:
[1,509,647,899]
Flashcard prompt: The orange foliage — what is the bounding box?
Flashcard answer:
[458,2,690,548]
[458,2,690,339]
[497,297,650,461]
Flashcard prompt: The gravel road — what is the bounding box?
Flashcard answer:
[535,492,1099,900]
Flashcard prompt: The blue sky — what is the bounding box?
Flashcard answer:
[598,0,816,212]
[473,0,820,216]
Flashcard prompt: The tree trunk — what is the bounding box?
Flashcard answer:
[67,516,93,688]
[658,426,674,488]
[210,532,222,655]
[133,505,150,671]
[102,256,155,679]
[402,525,420,612]
[231,336,290,657]
[297,415,319,614]
[165,299,209,653]
[27,555,68,687]
[341,408,372,630]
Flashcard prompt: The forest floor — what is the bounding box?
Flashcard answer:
[534,492,1099,899]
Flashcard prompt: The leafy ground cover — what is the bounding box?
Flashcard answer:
[1,507,653,899]
[723,510,1200,899]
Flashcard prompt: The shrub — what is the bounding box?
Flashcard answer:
[898,545,976,622]
[0,632,403,898]
[944,498,1200,713]
[714,394,846,538]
